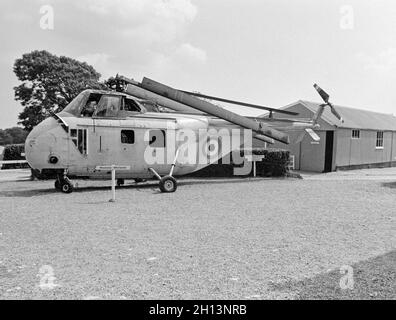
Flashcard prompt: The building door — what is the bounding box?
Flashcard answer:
[324,131,334,172]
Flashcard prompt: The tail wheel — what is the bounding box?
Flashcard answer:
[159,176,177,193]
[60,180,74,194]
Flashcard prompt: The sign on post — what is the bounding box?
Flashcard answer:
[244,154,265,177]
[95,165,130,202]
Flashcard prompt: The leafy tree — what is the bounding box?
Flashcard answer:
[14,50,107,131]
[0,127,28,145]
[0,130,12,145]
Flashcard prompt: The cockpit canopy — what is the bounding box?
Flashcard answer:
[60,90,150,118]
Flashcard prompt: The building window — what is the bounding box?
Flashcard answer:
[351,129,360,139]
[376,131,384,149]
[121,130,135,144]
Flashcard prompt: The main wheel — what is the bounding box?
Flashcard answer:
[60,180,74,194]
[54,180,61,190]
[117,178,125,186]
[159,176,177,193]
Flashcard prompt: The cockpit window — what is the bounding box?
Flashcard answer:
[81,93,102,117]
[94,95,121,117]
[61,91,90,117]
[124,98,141,112]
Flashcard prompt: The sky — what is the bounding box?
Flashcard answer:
[0,0,396,129]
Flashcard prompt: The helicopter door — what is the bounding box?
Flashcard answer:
[87,95,122,176]
[87,123,121,177]
[119,129,136,170]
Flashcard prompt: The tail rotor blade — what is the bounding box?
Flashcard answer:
[313,84,329,103]
[305,128,320,141]
[313,84,344,123]
[295,128,321,143]
[328,102,343,122]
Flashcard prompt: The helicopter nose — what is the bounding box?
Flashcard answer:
[25,117,65,171]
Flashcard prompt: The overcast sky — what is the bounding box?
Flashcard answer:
[0,0,396,129]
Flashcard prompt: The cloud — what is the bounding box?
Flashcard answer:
[74,0,197,45]
[77,53,113,78]
[146,43,207,78]
[77,53,111,65]
[67,0,206,79]
[174,43,207,64]
[357,48,396,74]
[0,0,207,82]
[2,11,33,23]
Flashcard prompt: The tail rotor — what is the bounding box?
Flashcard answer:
[313,84,344,123]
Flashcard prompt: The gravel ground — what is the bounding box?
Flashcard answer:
[0,170,395,300]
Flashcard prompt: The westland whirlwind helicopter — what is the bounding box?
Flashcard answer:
[25,75,342,193]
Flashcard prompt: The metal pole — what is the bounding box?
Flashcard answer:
[110,165,116,202]
[253,160,256,177]
[148,167,162,180]
[169,148,180,177]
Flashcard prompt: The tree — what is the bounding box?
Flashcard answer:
[0,127,28,145]
[0,130,12,145]
[14,50,107,131]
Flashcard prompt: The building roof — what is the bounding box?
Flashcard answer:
[295,100,396,131]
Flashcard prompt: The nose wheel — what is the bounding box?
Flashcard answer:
[55,176,74,193]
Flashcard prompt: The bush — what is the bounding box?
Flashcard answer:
[187,148,290,178]
[253,148,290,177]
[1,144,29,169]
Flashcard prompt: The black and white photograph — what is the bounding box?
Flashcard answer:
[0,0,395,308]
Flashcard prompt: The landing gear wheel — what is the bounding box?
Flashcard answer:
[54,180,61,190]
[60,180,74,194]
[117,179,125,186]
[159,176,177,193]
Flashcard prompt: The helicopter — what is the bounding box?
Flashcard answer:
[24,75,341,193]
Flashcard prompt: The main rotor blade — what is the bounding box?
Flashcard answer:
[180,90,298,116]
[124,84,203,114]
[141,77,290,144]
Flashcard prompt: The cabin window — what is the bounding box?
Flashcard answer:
[70,128,88,155]
[94,95,121,117]
[376,131,384,148]
[351,130,360,139]
[149,130,166,148]
[121,130,135,144]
